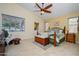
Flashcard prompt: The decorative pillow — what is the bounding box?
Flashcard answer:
[59,30,63,33]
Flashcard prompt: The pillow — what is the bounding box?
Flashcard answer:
[48,31,54,35]
[59,30,63,33]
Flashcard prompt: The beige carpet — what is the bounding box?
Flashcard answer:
[5,39,79,56]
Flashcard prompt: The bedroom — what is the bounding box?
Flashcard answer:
[0,3,79,56]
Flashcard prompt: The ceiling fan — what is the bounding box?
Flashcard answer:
[35,3,53,15]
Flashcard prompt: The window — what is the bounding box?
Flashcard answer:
[45,23,49,31]
[68,17,78,33]
[2,14,25,32]
[77,19,79,31]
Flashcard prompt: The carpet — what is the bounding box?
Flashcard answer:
[32,41,53,50]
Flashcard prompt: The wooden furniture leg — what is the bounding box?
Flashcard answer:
[54,32,56,47]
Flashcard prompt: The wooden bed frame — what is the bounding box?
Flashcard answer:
[53,26,66,47]
[35,37,49,46]
[35,26,66,47]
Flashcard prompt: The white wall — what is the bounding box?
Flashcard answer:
[0,3,44,40]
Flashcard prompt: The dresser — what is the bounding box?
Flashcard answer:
[66,33,75,43]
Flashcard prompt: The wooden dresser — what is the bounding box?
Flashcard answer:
[66,33,75,43]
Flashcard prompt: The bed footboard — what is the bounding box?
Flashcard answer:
[35,36,49,46]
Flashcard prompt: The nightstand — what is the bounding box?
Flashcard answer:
[66,33,75,43]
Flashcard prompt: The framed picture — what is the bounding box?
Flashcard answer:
[34,22,39,30]
[2,14,25,32]
[54,21,60,26]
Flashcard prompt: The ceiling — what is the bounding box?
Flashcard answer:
[18,3,79,20]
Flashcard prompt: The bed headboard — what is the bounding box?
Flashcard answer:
[49,26,66,34]
[51,27,63,30]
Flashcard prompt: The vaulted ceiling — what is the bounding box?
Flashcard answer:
[19,3,79,20]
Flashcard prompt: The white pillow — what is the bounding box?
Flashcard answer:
[59,30,63,33]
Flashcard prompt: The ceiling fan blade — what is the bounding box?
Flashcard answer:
[44,4,52,9]
[43,9,51,13]
[36,3,42,10]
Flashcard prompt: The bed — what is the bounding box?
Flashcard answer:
[48,27,66,47]
[35,26,66,47]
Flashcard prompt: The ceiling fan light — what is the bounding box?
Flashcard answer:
[41,11,44,14]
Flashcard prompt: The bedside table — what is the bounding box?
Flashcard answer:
[66,33,75,43]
